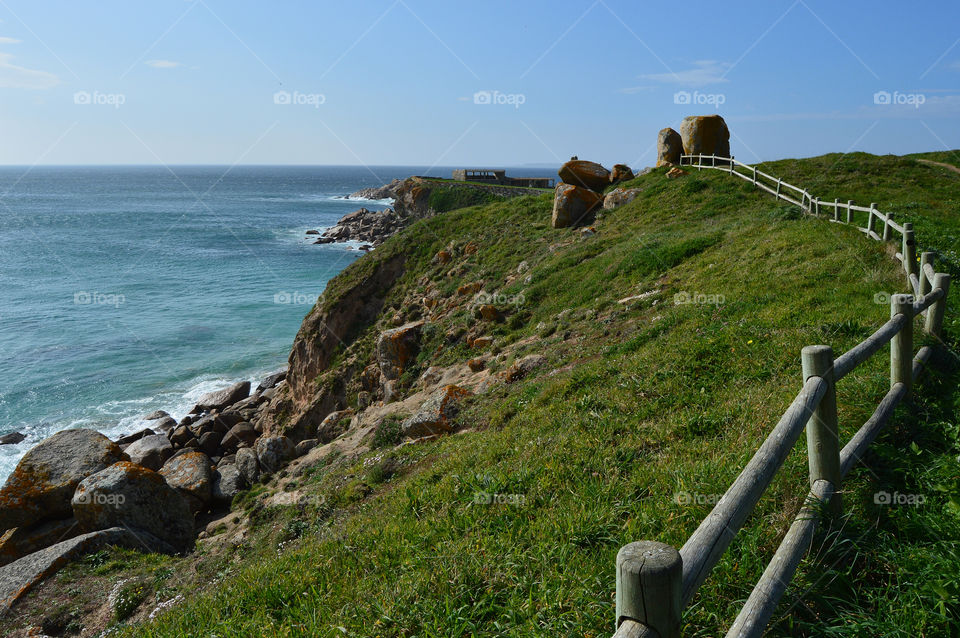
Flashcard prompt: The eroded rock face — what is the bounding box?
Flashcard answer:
[159,451,213,513]
[401,385,472,438]
[0,429,127,534]
[267,251,406,438]
[376,321,425,381]
[657,127,683,166]
[558,160,611,192]
[603,187,644,210]
[71,461,194,554]
[552,184,602,228]
[679,115,730,159]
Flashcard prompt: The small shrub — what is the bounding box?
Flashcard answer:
[372,418,403,448]
[113,581,149,622]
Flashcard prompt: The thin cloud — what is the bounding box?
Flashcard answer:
[0,51,58,89]
[639,60,731,85]
[0,36,21,44]
[145,59,181,69]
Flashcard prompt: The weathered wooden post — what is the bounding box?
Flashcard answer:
[616,541,682,638]
[867,203,876,234]
[920,252,935,297]
[882,212,894,241]
[776,178,782,197]
[891,294,914,393]
[833,198,839,221]
[924,273,951,337]
[752,166,757,185]
[801,345,841,515]
[846,200,853,224]
[902,222,917,278]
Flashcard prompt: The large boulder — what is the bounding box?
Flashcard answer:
[679,115,730,159]
[376,321,424,381]
[221,422,258,451]
[401,385,472,438]
[193,381,250,413]
[552,184,602,228]
[124,434,174,471]
[657,127,683,166]
[317,410,353,443]
[211,464,246,506]
[255,436,295,475]
[234,447,260,485]
[0,429,127,533]
[255,369,287,394]
[71,462,194,554]
[610,164,635,184]
[603,187,644,210]
[558,160,610,192]
[159,451,213,513]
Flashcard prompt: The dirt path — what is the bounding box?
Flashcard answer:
[916,158,960,176]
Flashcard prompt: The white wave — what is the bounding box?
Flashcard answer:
[329,195,395,206]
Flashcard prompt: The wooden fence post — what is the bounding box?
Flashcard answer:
[924,273,951,337]
[846,200,853,224]
[902,223,918,279]
[920,252,935,297]
[882,213,893,241]
[776,178,781,197]
[891,294,914,393]
[801,345,841,515]
[832,198,839,221]
[616,541,682,638]
[867,204,876,234]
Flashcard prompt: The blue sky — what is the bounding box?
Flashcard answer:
[0,0,957,166]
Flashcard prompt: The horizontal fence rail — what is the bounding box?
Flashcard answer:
[610,155,953,638]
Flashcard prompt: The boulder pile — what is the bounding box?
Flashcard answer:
[656,114,731,167]
[551,158,635,228]
[0,368,293,588]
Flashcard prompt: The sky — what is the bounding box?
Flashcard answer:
[0,0,957,167]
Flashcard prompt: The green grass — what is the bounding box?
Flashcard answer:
[100,153,960,637]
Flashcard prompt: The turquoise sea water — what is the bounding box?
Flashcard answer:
[0,165,556,482]
[0,165,407,481]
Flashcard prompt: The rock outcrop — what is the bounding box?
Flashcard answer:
[679,115,730,159]
[346,178,403,201]
[603,187,644,210]
[657,127,683,166]
[193,381,250,413]
[401,385,471,438]
[124,434,174,471]
[0,429,127,533]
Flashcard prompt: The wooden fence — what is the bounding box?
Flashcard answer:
[609,154,952,638]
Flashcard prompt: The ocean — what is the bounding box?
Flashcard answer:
[0,165,556,482]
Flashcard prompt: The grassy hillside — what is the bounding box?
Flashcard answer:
[9,152,959,637]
